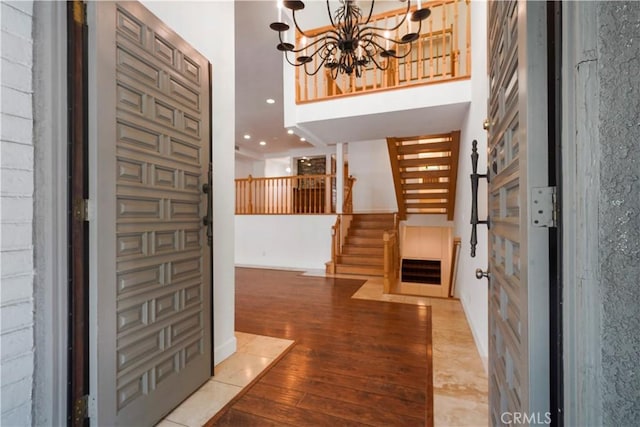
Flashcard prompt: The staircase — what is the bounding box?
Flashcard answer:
[335,213,395,276]
[387,131,461,220]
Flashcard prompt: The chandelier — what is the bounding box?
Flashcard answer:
[269,0,431,79]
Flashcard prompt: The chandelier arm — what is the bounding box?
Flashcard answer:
[300,34,340,54]
[325,0,336,28]
[287,33,341,55]
[290,9,322,39]
[283,51,304,67]
[362,0,375,25]
[364,30,414,48]
[358,1,412,35]
[303,54,330,76]
[367,54,391,71]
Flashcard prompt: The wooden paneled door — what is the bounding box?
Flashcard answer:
[87,2,212,425]
[485,1,551,425]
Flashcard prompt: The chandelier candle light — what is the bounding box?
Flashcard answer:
[270,0,431,79]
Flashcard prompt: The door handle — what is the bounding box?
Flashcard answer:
[202,163,212,247]
[470,140,489,257]
[475,268,490,280]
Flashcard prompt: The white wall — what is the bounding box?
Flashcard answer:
[235,215,336,270]
[141,0,237,364]
[348,139,397,213]
[264,156,291,177]
[452,1,489,367]
[235,156,255,178]
[0,1,35,424]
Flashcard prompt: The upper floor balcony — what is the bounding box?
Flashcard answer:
[280,0,473,145]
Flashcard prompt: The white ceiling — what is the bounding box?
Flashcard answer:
[234,1,314,158]
[234,1,469,158]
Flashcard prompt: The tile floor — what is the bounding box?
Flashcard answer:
[157,332,294,427]
[159,274,488,427]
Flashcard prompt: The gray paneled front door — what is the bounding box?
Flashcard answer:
[88,2,212,425]
[486,1,550,425]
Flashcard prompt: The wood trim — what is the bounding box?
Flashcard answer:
[67,1,90,425]
[425,306,434,427]
[387,138,407,220]
[447,130,461,220]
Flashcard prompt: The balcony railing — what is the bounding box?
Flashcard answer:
[236,174,356,215]
[296,0,471,103]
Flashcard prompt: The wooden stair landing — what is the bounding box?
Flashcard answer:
[334,213,394,277]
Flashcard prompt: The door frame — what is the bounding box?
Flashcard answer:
[546,1,564,424]
[32,2,71,425]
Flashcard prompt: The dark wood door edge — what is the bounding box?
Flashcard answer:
[67,1,90,426]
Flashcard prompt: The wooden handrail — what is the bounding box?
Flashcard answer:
[330,215,342,273]
[343,176,356,214]
[295,0,471,103]
[235,174,336,214]
[387,138,407,220]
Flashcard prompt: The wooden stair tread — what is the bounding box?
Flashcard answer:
[402,182,449,190]
[396,141,452,155]
[403,192,449,200]
[398,157,451,168]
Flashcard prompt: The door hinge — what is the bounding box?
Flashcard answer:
[532,186,557,228]
[73,395,88,423]
[73,394,96,423]
[73,198,89,222]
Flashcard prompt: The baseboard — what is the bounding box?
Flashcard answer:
[234,263,308,272]
[459,295,489,374]
[214,335,237,366]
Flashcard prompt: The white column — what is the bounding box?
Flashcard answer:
[336,143,345,214]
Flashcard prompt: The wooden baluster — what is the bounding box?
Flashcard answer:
[248,175,253,214]
[279,178,282,214]
[442,2,446,79]
[454,0,459,76]
[429,20,434,79]
[314,48,318,100]
[325,175,330,213]
[466,0,470,77]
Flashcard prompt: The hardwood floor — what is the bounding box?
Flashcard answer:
[208,268,433,426]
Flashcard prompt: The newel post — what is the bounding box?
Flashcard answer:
[383,231,391,294]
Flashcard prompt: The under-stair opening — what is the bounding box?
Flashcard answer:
[401,258,442,285]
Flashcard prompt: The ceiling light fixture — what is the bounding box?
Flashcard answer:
[287,129,294,134]
[266,98,276,104]
[244,134,251,139]
[300,137,306,142]
[270,0,431,79]
[259,141,267,146]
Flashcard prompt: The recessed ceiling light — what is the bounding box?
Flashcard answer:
[259,141,267,146]
[243,134,251,139]
[285,167,291,173]
[300,137,306,142]
[287,129,294,135]
[266,98,275,104]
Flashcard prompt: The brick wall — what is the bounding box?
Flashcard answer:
[1,1,35,425]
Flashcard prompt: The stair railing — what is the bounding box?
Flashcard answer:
[343,176,356,214]
[330,215,342,273]
[383,229,399,294]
